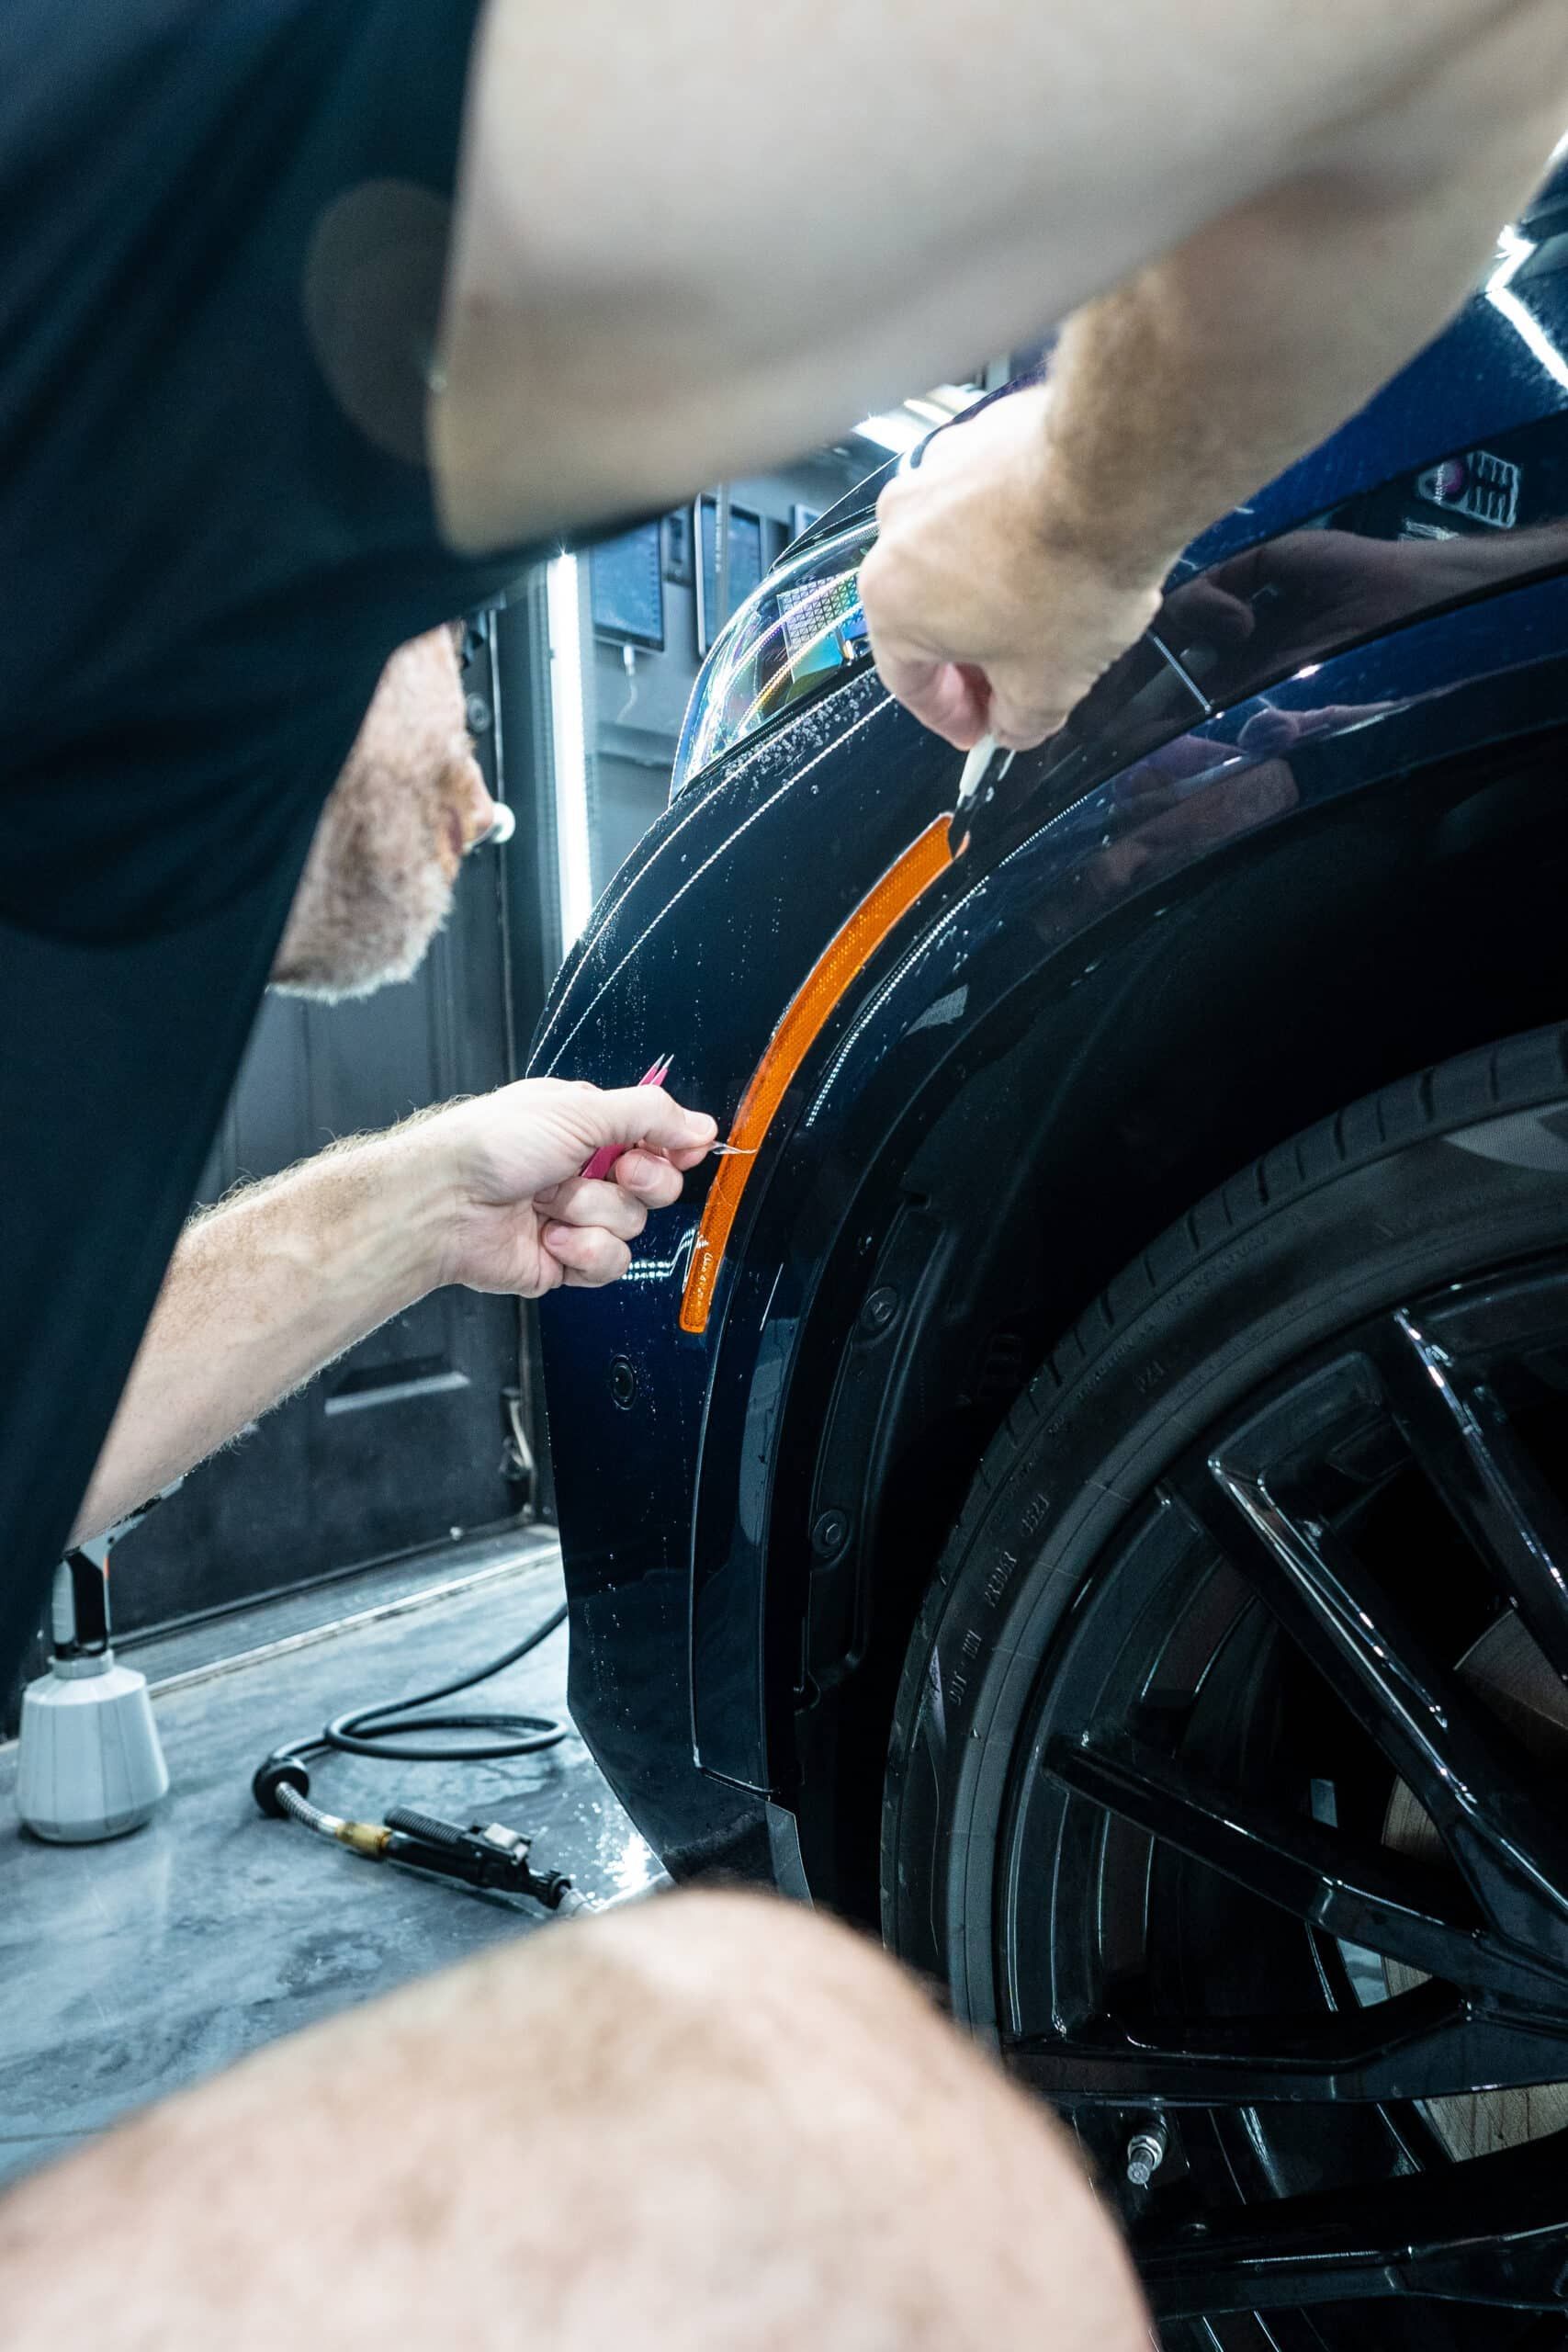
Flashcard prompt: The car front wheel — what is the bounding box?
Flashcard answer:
[884,1022,1568,2344]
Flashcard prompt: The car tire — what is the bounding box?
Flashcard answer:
[883,1018,1568,2021]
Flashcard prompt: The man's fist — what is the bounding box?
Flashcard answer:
[407,1078,716,1298]
[860,387,1164,753]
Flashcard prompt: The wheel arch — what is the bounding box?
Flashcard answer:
[768,721,1568,1918]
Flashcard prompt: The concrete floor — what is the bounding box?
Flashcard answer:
[0,1534,662,2191]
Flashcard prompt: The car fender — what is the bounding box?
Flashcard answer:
[686,572,1568,1792]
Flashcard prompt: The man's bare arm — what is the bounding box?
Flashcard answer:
[433,0,1550,551]
[72,1139,454,1544]
[863,7,1568,744]
[72,1083,714,1544]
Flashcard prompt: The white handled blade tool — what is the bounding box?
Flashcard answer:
[955,731,1014,816]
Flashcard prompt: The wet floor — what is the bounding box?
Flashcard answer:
[0,1535,662,2189]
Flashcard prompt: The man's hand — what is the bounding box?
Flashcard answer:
[420,1079,717,1297]
[860,390,1166,753]
[73,1080,716,1541]
[855,15,1567,764]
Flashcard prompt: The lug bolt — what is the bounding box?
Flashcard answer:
[812,1510,851,1558]
[1125,2124,1168,2190]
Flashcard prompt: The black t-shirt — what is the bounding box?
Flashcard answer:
[0,1,523,1686]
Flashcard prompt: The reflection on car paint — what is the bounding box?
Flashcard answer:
[972,408,1568,852]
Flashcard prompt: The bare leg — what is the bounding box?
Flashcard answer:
[0,1892,1146,2351]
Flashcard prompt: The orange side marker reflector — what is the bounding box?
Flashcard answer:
[680,815,954,1335]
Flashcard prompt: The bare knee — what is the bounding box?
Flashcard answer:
[512,1891,1149,2349]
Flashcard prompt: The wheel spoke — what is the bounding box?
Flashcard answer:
[1137,2128,1568,2318]
[1377,1305,1568,1687]
[1188,1459,1568,1959]
[1044,1731,1568,2007]
[1007,1982,1568,2107]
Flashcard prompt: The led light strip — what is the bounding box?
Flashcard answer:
[680,816,955,1336]
[547,553,594,949]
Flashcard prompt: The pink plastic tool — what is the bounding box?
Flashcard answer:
[579,1057,672,1182]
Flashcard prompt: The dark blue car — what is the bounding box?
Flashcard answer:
[533,162,1568,2341]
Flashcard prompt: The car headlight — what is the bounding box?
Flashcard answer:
[671,519,877,799]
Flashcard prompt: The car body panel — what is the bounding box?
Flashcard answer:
[532,188,1568,1880]
[690,571,1568,1789]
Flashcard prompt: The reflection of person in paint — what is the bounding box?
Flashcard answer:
[1082,726,1304,902]
[1163,515,1568,695]
[1053,503,1568,902]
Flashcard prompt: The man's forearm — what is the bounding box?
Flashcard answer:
[1035,24,1568,594]
[69,1079,715,1546]
[440,0,1550,547]
[71,1136,448,1544]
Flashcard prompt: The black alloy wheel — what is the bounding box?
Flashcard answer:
[883,1023,1568,2344]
